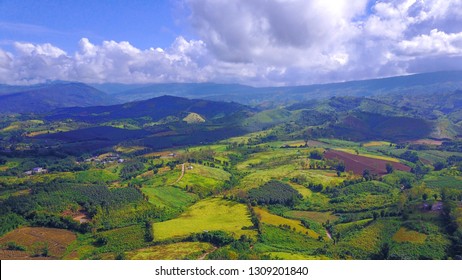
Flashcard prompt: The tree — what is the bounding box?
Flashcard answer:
[386,163,394,174]
[309,150,323,160]
[363,169,372,181]
[433,161,446,171]
[145,220,154,242]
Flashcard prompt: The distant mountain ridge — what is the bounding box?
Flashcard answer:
[1,71,462,114]
[102,71,462,105]
[0,82,115,114]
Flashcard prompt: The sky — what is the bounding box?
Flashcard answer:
[1,0,462,86]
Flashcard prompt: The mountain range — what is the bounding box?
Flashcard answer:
[1,71,462,114]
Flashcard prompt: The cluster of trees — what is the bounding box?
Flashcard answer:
[248,180,302,206]
[120,160,145,179]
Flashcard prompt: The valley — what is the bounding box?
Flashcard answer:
[1,72,462,260]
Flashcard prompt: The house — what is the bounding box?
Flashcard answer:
[33,167,44,173]
[118,159,125,163]
[24,171,33,176]
[32,167,47,174]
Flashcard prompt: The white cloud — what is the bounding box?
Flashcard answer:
[1,0,462,86]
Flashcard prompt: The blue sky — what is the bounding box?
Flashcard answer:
[0,0,186,51]
[1,0,462,86]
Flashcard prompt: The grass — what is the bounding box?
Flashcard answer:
[75,169,119,183]
[153,198,256,241]
[392,227,427,243]
[126,242,214,260]
[0,227,76,259]
[284,211,338,224]
[141,186,198,210]
[254,207,319,239]
[144,166,182,186]
[175,164,231,195]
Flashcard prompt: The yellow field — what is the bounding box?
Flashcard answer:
[288,182,312,198]
[334,148,400,162]
[127,242,214,260]
[153,198,256,241]
[392,227,427,243]
[114,145,146,154]
[363,141,391,147]
[254,207,319,239]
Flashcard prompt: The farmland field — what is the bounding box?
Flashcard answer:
[324,150,411,175]
[0,227,76,259]
[153,198,256,241]
[254,207,320,239]
[126,242,214,260]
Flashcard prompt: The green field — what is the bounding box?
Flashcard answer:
[284,211,338,224]
[141,186,198,210]
[175,164,231,195]
[153,198,256,241]
[255,207,320,239]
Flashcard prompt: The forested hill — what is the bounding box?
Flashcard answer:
[46,95,253,123]
[0,82,114,114]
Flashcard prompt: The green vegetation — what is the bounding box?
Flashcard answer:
[1,87,462,260]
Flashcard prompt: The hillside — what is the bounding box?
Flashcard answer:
[0,83,114,114]
[47,95,252,123]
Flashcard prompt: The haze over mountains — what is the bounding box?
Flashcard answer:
[1,71,462,114]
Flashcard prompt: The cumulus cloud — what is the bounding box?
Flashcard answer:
[1,0,462,86]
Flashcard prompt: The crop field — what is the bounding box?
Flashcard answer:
[342,219,401,257]
[126,242,214,260]
[254,207,320,239]
[363,141,391,147]
[114,145,146,154]
[0,227,76,259]
[333,148,400,162]
[141,186,198,210]
[424,175,462,188]
[333,219,373,237]
[284,210,338,224]
[324,150,410,175]
[392,227,427,243]
[256,225,324,256]
[153,198,256,241]
[175,164,230,194]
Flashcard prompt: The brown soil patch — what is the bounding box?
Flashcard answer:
[325,150,411,176]
[0,227,76,259]
[410,139,444,146]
